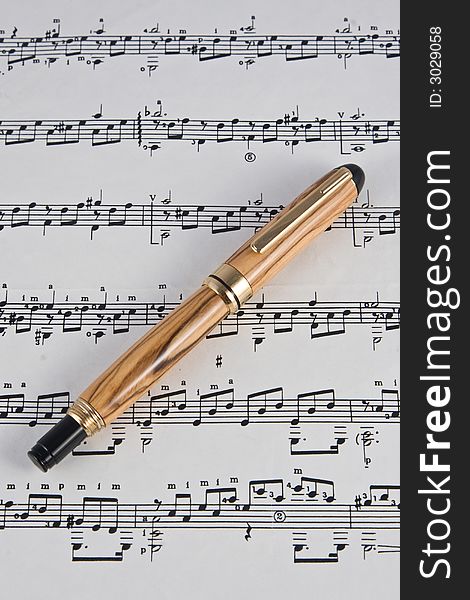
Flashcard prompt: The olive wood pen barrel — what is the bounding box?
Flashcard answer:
[28,164,365,471]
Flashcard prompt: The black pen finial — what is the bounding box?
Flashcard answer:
[340,163,365,193]
[28,415,87,472]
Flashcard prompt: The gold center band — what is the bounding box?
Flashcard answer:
[203,263,253,314]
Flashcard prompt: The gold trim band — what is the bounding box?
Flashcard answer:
[67,397,106,436]
[203,263,253,314]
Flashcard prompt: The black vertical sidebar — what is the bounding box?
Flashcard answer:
[401,1,466,596]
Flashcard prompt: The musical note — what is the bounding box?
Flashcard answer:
[0,289,399,347]
[356,427,376,467]
[0,384,399,433]
[0,195,400,248]
[0,24,400,76]
[18,494,63,527]
[0,478,399,562]
[168,493,192,522]
[75,497,119,533]
[0,110,400,155]
[290,425,347,456]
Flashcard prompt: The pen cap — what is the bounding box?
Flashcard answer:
[222,164,364,296]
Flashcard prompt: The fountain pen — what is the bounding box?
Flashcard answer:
[28,164,365,471]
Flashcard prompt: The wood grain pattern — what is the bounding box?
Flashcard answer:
[78,286,228,424]
[76,168,357,429]
[225,171,358,294]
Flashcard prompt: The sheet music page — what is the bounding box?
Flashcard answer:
[0,1,399,597]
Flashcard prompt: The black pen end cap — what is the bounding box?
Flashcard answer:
[28,415,87,472]
[28,444,52,472]
[340,163,365,194]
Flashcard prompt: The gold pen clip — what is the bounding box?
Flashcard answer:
[250,167,352,254]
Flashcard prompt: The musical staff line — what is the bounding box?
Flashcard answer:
[0,113,400,155]
[0,197,400,248]
[0,480,399,563]
[0,292,400,347]
[0,487,400,533]
[0,387,400,428]
[0,28,400,75]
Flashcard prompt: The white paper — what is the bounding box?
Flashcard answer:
[0,1,399,598]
